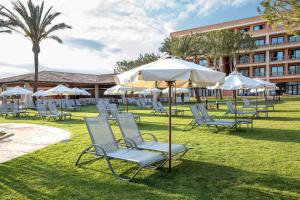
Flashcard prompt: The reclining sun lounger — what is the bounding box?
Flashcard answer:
[48,103,72,120]
[225,100,258,118]
[76,115,167,181]
[186,104,238,131]
[109,103,140,123]
[242,97,274,111]
[116,113,188,158]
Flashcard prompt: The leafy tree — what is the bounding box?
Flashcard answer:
[0,0,71,93]
[258,0,300,34]
[114,53,160,73]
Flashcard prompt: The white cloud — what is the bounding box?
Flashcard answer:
[0,0,254,78]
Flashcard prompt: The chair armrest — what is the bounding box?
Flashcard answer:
[142,132,158,142]
[93,144,109,158]
[123,138,138,149]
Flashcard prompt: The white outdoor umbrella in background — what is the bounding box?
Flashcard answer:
[117,57,226,172]
[212,71,263,125]
[45,84,74,118]
[32,90,48,103]
[71,87,91,109]
[104,85,145,112]
[252,78,277,100]
[1,86,32,112]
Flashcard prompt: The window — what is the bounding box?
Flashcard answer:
[288,65,300,75]
[287,82,300,95]
[239,55,249,64]
[253,54,265,63]
[271,51,284,61]
[253,24,265,31]
[289,50,300,59]
[239,69,249,77]
[253,67,265,77]
[199,58,208,66]
[271,36,284,44]
[240,28,249,33]
[255,39,265,46]
[288,35,300,42]
[271,66,284,76]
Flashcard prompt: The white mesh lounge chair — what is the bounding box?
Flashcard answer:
[65,100,76,111]
[225,100,257,118]
[116,113,188,158]
[9,104,29,117]
[152,102,176,115]
[35,104,58,120]
[197,103,253,130]
[157,101,184,116]
[76,115,167,181]
[139,99,152,109]
[109,103,140,123]
[96,103,115,121]
[242,97,274,111]
[48,103,72,120]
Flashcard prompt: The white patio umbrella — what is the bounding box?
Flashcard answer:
[1,86,32,112]
[104,85,145,112]
[45,84,74,118]
[32,90,48,104]
[71,88,91,109]
[117,57,225,171]
[212,71,263,125]
[32,90,48,97]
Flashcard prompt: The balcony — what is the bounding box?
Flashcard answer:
[289,55,300,60]
[270,72,285,77]
[253,57,266,63]
[270,57,285,62]
[253,73,265,77]
[288,70,300,75]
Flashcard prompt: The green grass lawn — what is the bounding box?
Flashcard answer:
[0,97,300,199]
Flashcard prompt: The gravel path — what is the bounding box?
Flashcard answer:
[0,123,71,163]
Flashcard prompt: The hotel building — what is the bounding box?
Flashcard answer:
[171,15,300,95]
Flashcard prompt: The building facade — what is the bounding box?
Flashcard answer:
[171,15,300,95]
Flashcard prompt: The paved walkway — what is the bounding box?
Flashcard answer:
[0,123,71,163]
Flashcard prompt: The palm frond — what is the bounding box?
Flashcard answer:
[46,35,62,43]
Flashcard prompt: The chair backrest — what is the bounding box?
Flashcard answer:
[242,97,251,106]
[10,103,18,112]
[37,104,47,112]
[48,103,59,114]
[157,102,165,111]
[116,113,144,146]
[225,100,236,113]
[197,103,213,122]
[139,99,146,107]
[189,104,205,125]
[152,102,160,112]
[96,103,108,115]
[84,115,119,155]
[108,104,119,118]
[75,99,81,105]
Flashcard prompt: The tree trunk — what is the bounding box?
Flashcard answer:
[32,44,40,104]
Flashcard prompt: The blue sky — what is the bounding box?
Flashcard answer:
[0,0,262,78]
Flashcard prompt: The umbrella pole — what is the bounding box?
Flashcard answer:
[60,94,63,120]
[125,92,128,113]
[234,90,237,131]
[167,81,174,173]
[256,89,258,113]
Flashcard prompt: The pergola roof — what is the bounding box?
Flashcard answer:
[0,71,116,85]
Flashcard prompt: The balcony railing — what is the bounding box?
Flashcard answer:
[253,57,266,63]
[289,55,300,60]
[253,73,265,77]
[288,70,300,75]
[270,57,285,61]
[270,72,284,76]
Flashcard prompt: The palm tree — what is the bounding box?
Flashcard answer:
[0,0,71,93]
[0,7,12,33]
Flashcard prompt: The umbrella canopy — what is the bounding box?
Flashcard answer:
[117,57,225,172]
[117,58,225,88]
[45,84,74,96]
[104,85,145,95]
[253,78,277,89]
[32,90,48,97]
[135,88,161,95]
[162,87,190,94]
[213,71,263,90]
[71,87,91,96]
[1,86,32,96]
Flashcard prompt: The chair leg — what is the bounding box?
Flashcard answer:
[75,146,94,166]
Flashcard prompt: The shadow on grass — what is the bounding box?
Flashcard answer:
[233,127,300,143]
[1,157,298,199]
